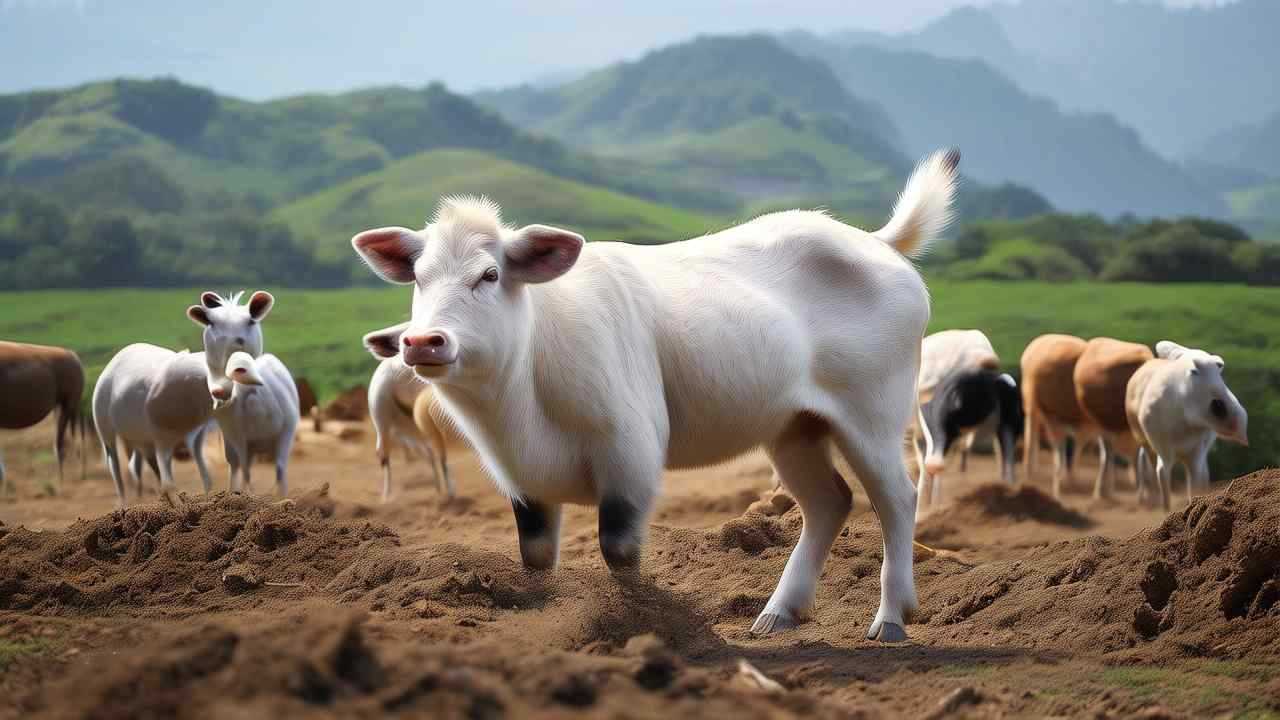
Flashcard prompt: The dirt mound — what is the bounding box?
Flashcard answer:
[324,385,368,421]
[0,485,406,614]
[294,377,318,418]
[921,470,1280,661]
[23,611,852,720]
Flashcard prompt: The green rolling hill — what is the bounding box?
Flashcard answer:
[273,149,722,266]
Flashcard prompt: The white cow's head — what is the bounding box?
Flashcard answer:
[354,197,583,383]
[187,290,274,403]
[1156,340,1249,446]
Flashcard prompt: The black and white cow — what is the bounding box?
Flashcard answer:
[915,369,1023,511]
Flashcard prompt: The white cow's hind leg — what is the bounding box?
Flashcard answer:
[753,416,846,635]
[156,445,180,507]
[833,425,918,643]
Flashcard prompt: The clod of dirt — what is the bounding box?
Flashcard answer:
[624,634,682,691]
[1190,502,1234,561]
[718,514,787,554]
[221,564,262,594]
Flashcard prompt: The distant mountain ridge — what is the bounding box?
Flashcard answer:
[475,35,911,214]
[874,0,1280,159]
[782,32,1225,218]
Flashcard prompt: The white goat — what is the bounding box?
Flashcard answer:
[356,149,960,642]
[1127,341,1248,510]
[368,354,452,502]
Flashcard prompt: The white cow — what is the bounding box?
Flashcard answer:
[368,354,453,502]
[1126,341,1248,510]
[187,291,298,496]
[356,150,960,642]
[93,345,242,506]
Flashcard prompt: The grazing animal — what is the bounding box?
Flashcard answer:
[368,353,452,502]
[356,149,961,641]
[214,351,300,495]
[93,345,232,506]
[187,291,296,495]
[916,369,1023,511]
[914,329,1008,511]
[1073,337,1153,499]
[1126,341,1247,510]
[0,341,85,496]
[1020,333,1092,497]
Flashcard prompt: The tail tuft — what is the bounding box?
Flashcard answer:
[875,148,961,258]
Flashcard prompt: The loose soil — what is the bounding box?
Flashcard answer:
[2,417,1277,719]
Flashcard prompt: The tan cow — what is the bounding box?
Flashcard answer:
[1073,337,1153,499]
[1020,333,1091,497]
[0,341,85,496]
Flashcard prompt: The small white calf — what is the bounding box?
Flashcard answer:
[368,352,452,502]
[93,345,242,506]
[356,150,960,640]
[215,351,300,495]
[1126,341,1248,510]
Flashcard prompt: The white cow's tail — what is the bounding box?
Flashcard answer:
[875,149,960,258]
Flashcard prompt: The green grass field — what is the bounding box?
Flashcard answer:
[3,280,1277,475]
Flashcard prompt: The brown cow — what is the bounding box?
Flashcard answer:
[0,340,85,496]
[1020,334,1091,497]
[1073,338,1153,499]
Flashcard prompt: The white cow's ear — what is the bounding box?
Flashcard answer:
[503,224,584,284]
[352,227,422,284]
[1155,341,1187,360]
[363,324,407,359]
[187,305,212,327]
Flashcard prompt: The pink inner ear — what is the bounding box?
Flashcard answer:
[248,291,273,320]
[353,227,420,283]
[505,225,583,283]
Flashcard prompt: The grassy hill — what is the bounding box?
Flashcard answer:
[783,34,1225,219]
[476,35,909,214]
[3,281,1276,479]
[274,149,722,265]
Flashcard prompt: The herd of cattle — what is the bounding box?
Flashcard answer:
[912,329,1248,516]
[0,149,1253,641]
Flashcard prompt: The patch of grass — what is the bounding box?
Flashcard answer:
[1,280,1279,480]
[0,638,52,673]
[1100,667,1172,700]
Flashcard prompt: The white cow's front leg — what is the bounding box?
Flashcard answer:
[753,423,848,635]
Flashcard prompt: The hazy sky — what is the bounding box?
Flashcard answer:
[0,0,1240,98]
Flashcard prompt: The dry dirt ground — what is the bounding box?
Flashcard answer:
[1,416,1278,719]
